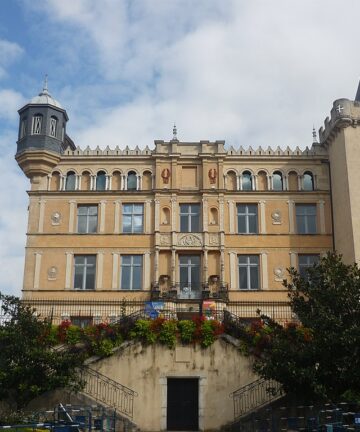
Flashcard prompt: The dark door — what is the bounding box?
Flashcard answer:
[167,378,199,431]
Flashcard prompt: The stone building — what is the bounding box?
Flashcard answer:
[15,81,360,323]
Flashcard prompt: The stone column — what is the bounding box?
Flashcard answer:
[297,175,302,191]
[77,174,82,191]
[220,248,225,284]
[228,200,235,234]
[261,251,268,290]
[155,248,160,282]
[108,174,112,190]
[65,252,73,289]
[203,249,208,283]
[47,175,51,191]
[237,175,241,191]
[144,251,151,290]
[218,198,224,231]
[171,196,177,232]
[61,175,66,191]
[268,175,272,191]
[33,252,42,289]
[97,252,104,290]
[121,174,125,191]
[155,199,160,231]
[99,200,107,233]
[145,200,151,234]
[284,175,289,191]
[202,198,208,232]
[289,251,297,268]
[287,200,295,234]
[318,200,326,234]
[171,248,176,285]
[114,200,121,233]
[259,200,266,234]
[112,252,119,290]
[229,251,237,290]
[68,200,76,233]
[254,175,258,191]
[38,199,46,233]
[223,174,227,189]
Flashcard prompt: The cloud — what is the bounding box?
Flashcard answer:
[0,90,26,121]
[0,39,24,79]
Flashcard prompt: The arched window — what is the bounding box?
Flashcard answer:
[50,116,58,138]
[96,171,106,191]
[32,114,43,135]
[242,171,252,191]
[65,171,76,191]
[303,172,314,191]
[272,171,283,191]
[226,171,237,191]
[127,171,137,190]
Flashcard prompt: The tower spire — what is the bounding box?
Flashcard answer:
[40,74,50,96]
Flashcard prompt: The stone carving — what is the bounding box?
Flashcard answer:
[161,168,171,184]
[178,233,202,247]
[51,211,61,225]
[208,168,217,184]
[209,234,220,246]
[273,266,285,281]
[47,266,58,280]
[160,234,171,246]
[271,210,282,225]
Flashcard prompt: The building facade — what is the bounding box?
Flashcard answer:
[15,82,360,323]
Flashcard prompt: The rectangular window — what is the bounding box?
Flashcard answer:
[237,204,258,234]
[32,115,42,134]
[238,255,260,290]
[70,316,93,328]
[122,204,144,233]
[77,205,98,233]
[180,204,200,232]
[120,255,143,290]
[74,255,96,290]
[296,204,317,234]
[298,254,320,279]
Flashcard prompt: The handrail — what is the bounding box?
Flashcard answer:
[81,366,138,419]
[230,377,282,419]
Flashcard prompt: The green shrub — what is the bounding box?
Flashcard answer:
[159,320,178,348]
[201,320,216,348]
[130,319,156,344]
[65,325,82,345]
[92,339,115,357]
[178,320,196,344]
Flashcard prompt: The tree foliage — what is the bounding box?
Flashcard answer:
[253,253,360,402]
[0,293,85,409]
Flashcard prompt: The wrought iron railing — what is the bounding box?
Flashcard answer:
[230,377,283,419]
[81,366,138,419]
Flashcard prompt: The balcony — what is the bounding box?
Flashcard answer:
[150,281,229,302]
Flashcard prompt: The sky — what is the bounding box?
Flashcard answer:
[1,0,360,296]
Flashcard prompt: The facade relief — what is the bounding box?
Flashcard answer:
[271,210,282,225]
[177,233,203,247]
[51,211,62,225]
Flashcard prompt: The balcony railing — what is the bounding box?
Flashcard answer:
[150,281,229,301]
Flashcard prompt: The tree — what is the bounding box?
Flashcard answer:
[253,253,360,402]
[0,293,85,410]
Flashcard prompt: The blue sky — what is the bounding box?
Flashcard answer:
[1,0,360,296]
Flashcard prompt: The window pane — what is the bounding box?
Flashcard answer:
[89,206,98,216]
[180,215,188,232]
[122,255,131,265]
[250,266,259,289]
[123,204,132,213]
[238,216,246,233]
[303,174,314,191]
[96,173,106,191]
[249,255,259,265]
[132,267,142,290]
[66,174,75,191]
[133,215,143,232]
[78,206,87,215]
[237,204,246,213]
[121,267,131,289]
[273,173,283,190]
[88,216,98,233]
[242,173,252,191]
[133,255,142,266]
[307,216,316,234]
[297,216,306,234]
[133,204,143,214]
[122,215,132,233]
[85,265,95,290]
[75,256,85,265]
[238,256,247,265]
[78,216,87,233]
[127,174,137,190]
[191,215,199,232]
[74,268,84,289]
[239,267,248,289]
[248,215,258,233]
[180,266,189,288]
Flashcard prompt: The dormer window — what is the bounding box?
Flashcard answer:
[31,114,43,135]
[50,116,58,138]
[20,118,27,139]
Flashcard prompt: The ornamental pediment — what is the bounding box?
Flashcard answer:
[177,233,202,247]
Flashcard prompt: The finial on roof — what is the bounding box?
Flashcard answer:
[40,74,50,96]
[312,126,318,143]
[173,123,177,140]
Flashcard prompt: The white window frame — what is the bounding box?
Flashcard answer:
[73,255,96,290]
[238,255,260,290]
[77,205,98,234]
[120,255,143,290]
[237,204,258,234]
[296,204,317,234]
[180,204,200,233]
[122,203,144,233]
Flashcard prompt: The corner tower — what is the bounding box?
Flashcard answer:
[319,82,360,264]
[15,79,70,185]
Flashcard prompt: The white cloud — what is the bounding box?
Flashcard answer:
[0,39,24,80]
[0,90,26,121]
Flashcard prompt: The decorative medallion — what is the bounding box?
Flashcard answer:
[178,233,202,247]
[209,234,220,246]
[47,266,58,280]
[161,168,171,184]
[160,234,171,246]
[273,266,285,281]
[271,210,282,225]
[51,211,61,225]
[208,168,217,184]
